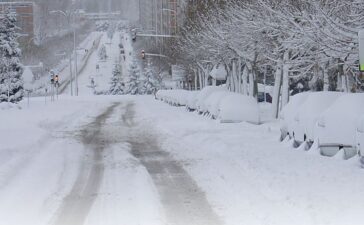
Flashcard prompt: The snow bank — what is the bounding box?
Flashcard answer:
[317,93,364,149]
[0,102,21,110]
[292,92,343,143]
[218,93,260,124]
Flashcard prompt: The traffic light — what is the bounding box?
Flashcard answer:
[141,50,146,59]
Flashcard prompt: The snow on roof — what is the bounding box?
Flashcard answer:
[210,64,227,80]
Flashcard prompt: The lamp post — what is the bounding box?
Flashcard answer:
[50,9,80,96]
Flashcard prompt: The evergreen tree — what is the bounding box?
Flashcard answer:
[125,59,140,95]
[141,67,159,94]
[98,44,107,61]
[109,64,124,95]
[0,9,24,103]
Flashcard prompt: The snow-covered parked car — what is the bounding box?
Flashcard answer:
[291,92,343,148]
[204,91,231,119]
[316,93,364,159]
[218,93,260,124]
[186,91,199,111]
[196,86,226,114]
[356,116,364,159]
[279,92,310,141]
[156,90,190,106]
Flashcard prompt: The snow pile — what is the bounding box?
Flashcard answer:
[317,93,364,149]
[0,102,21,110]
[292,92,344,143]
[218,93,260,124]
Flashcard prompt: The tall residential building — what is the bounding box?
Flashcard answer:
[0,1,37,42]
[139,0,186,36]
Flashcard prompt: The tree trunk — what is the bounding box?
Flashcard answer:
[247,63,254,96]
[232,60,237,92]
[194,70,198,90]
[323,61,329,91]
[272,61,283,118]
[281,51,290,107]
[242,65,248,95]
[238,58,242,93]
[198,68,203,89]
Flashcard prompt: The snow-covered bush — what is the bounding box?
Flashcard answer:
[316,94,364,159]
[98,44,107,61]
[218,93,260,124]
[291,92,343,145]
[0,9,24,103]
[109,64,124,95]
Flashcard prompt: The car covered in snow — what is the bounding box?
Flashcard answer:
[186,91,199,111]
[218,93,260,124]
[196,86,226,114]
[291,92,343,148]
[204,91,231,119]
[356,116,364,159]
[316,93,364,159]
[156,90,190,106]
[279,92,310,141]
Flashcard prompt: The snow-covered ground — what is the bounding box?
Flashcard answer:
[2,93,364,225]
[1,28,364,225]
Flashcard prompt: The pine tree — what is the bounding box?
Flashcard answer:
[125,59,140,95]
[109,64,124,95]
[98,44,107,61]
[0,9,24,103]
[141,67,159,94]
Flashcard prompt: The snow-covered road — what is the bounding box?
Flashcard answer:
[2,95,364,225]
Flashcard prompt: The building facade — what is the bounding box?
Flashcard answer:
[139,0,186,37]
[0,1,36,42]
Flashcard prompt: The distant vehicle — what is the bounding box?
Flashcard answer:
[257,92,272,103]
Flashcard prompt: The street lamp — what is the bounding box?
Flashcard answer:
[49,9,81,96]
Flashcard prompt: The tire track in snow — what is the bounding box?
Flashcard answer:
[52,103,119,225]
[125,103,222,225]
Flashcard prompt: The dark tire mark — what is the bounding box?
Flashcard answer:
[52,103,119,225]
